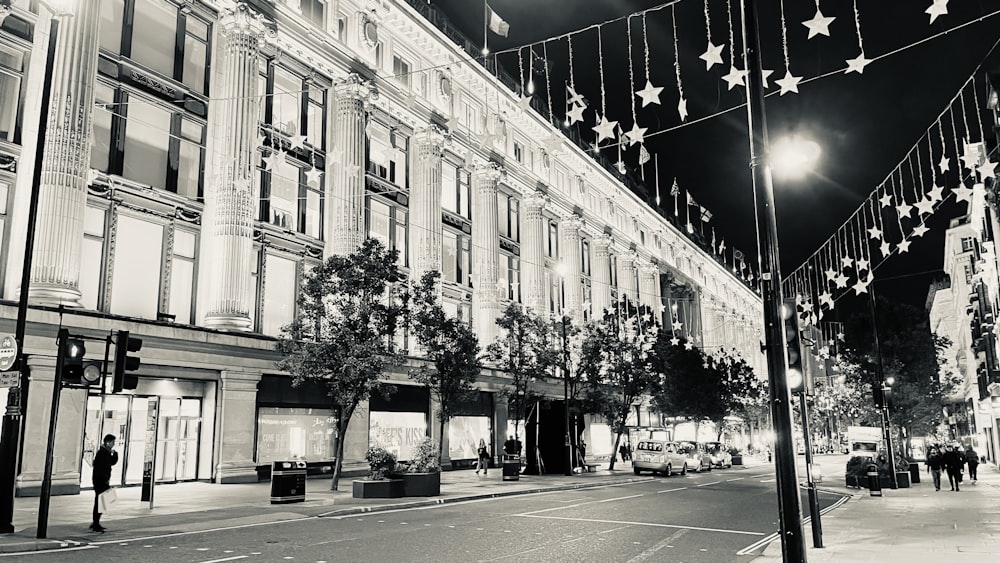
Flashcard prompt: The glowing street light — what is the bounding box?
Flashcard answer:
[770,135,821,179]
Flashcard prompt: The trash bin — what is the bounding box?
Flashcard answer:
[866,463,882,497]
[908,462,920,484]
[502,454,520,481]
[270,460,307,504]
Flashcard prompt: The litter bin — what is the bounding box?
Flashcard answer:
[271,460,307,504]
[502,454,520,481]
[908,462,920,484]
[866,463,882,497]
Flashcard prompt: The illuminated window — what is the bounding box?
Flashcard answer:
[0,43,23,143]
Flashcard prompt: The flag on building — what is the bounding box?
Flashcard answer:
[487,3,510,37]
[700,206,712,222]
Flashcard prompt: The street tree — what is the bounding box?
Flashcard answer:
[409,270,482,463]
[718,352,768,443]
[276,239,407,491]
[580,302,659,470]
[649,335,726,441]
[485,304,555,451]
[551,313,590,459]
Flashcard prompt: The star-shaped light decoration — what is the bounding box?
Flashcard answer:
[262,148,285,171]
[879,193,893,207]
[926,0,949,24]
[867,225,883,240]
[927,184,945,203]
[672,321,683,331]
[960,141,981,170]
[566,84,585,107]
[953,184,974,203]
[840,256,854,269]
[256,131,268,150]
[897,238,912,253]
[624,122,647,146]
[722,66,747,90]
[896,201,913,218]
[678,97,689,122]
[760,69,775,89]
[670,337,680,346]
[978,160,998,181]
[911,224,930,238]
[516,94,533,113]
[856,258,870,272]
[699,42,725,70]
[635,80,664,107]
[684,341,694,350]
[914,197,935,215]
[800,301,814,313]
[845,52,873,74]
[543,132,564,155]
[819,291,834,309]
[775,71,802,96]
[825,268,837,281]
[878,240,892,257]
[833,273,850,289]
[305,166,322,187]
[592,113,618,142]
[851,278,869,296]
[802,9,836,39]
[938,155,951,174]
[566,103,586,125]
[288,134,307,151]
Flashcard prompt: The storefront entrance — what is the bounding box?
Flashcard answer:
[83,394,203,489]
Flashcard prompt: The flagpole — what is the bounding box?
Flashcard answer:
[483,1,488,55]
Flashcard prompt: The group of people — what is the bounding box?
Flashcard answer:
[925,443,980,492]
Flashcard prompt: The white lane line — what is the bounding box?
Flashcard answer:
[656,487,687,494]
[596,493,644,503]
[726,478,745,482]
[517,493,645,516]
[760,478,776,483]
[737,531,779,555]
[0,545,97,557]
[198,556,249,563]
[695,481,721,487]
[517,514,766,536]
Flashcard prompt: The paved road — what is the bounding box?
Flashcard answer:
[15,466,844,563]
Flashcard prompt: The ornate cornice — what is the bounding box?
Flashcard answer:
[334,73,378,103]
[219,2,270,39]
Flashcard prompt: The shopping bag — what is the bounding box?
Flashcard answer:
[97,488,118,513]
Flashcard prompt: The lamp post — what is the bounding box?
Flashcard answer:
[0,0,73,534]
[555,263,573,476]
[868,288,899,489]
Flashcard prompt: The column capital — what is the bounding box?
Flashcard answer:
[412,125,448,155]
[524,190,548,210]
[620,250,638,265]
[335,73,378,103]
[593,233,613,250]
[219,2,270,38]
[639,262,660,276]
[559,214,583,233]
[473,161,504,182]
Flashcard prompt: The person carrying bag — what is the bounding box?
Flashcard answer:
[90,434,119,533]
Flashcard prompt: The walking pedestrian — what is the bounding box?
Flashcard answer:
[943,443,966,492]
[90,434,118,533]
[619,443,630,462]
[925,445,945,491]
[475,438,489,475]
[964,445,980,482]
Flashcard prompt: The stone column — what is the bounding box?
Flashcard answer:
[638,262,659,313]
[408,126,446,280]
[326,74,373,257]
[216,370,262,483]
[471,162,503,346]
[521,191,548,314]
[203,3,267,331]
[558,215,583,318]
[26,2,103,306]
[591,235,612,317]
[618,250,638,310]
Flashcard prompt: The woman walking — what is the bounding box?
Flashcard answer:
[964,445,980,483]
[475,438,490,475]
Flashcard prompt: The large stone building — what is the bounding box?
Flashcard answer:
[0,0,762,495]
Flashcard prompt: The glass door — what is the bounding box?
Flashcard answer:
[82,395,131,488]
[124,396,150,485]
[155,397,202,482]
[177,399,201,480]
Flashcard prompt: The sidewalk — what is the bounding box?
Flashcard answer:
[753,459,1000,562]
[0,459,650,555]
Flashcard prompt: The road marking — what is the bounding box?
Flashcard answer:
[517,493,646,516]
[656,487,687,494]
[626,529,688,562]
[596,493,644,503]
[198,557,248,563]
[0,545,97,557]
[695,481,721,487]
[517,514,766,536]
[760,478,776,483]
[737,531,780,555]
[726,478,745,482]
[87,516,314,546]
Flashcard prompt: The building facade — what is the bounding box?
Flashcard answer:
[0,0,763,495]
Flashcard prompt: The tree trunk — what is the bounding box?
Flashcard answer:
[610,430,623,472]
[438,417,446,464]
[331,407,355,491]
[694,420,701,443]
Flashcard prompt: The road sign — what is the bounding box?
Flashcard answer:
[0,334,18,384]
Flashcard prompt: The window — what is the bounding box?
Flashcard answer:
[110,214,164,320]
[459,98,480,134]
[581,240,591,275]
[961,237,976,253]
[513,140,524,164]
[169,229,197,324]
[498,193,519,241]
[0,43,23,142]
[262,253,297,336]
[307,83,326,149]
[298,0,326,28]
[90,84,207,199]
[366,196,408,267]
[441,165,471,219]
[548,271,561,313]
[442,230,471,286]
[499,254,521,302]
[0,181,10,294]
[80,207,107,310]
[366,121,406,186]
[272,66,302,137]
[392,54,411,89]
[547,221,558,257]
[259,153,324,239]
[99,0,211,95]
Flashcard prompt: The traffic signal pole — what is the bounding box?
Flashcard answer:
[740,0,807,561]
[36,329,68,539]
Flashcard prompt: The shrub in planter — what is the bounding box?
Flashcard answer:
[365,447,397,480]
[353,447,403,499]
[845,455,872,488]
[398,438,441,497]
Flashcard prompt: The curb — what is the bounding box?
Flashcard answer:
[0,538,86,555]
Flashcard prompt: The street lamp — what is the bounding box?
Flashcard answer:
[0,0,76,535]
[554,262,573,476]
[868,284,899,490]
[770,135,822,180]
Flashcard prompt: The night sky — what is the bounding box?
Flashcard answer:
[423,0,1000,314]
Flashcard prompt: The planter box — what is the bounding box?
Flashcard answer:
[352,479,404,499]
[896,472,910,488]
[400,472,440,497]
[732,455,743,466]
[846,475,862,488]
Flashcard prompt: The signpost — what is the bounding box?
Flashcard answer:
[0,335,18,385]
[140,397,159,509]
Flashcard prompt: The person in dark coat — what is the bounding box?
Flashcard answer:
[925,445,945,491]
[91,434,118,532]
[942,443,966,492]
[475,438,489,476]
[964,446,980,482]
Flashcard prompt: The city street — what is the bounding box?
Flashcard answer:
[15,466,844,563]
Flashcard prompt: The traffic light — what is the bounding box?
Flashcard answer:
[782,298,805,394]
[59,330,102,387]
[112,330,142,393]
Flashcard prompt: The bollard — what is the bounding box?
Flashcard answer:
[867,463,882,497]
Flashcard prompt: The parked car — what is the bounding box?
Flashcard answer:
[678,441,713,472]
[633,440,689,476]
[704,441,733,468]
